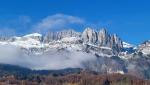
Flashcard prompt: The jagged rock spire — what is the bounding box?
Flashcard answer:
[111,34,123,52]
[44,28,123,53]
[82,27,97,44]
[82,28,123,53]
[98,28,111,47]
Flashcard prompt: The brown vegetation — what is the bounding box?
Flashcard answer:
[0,72,149,85]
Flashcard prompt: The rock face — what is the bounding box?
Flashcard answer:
[98,28,111,47]
[82,28,97,44]
[82,28,123,52]
[111,34,123,52]
[43,32,56,43]
[44,29,81,43]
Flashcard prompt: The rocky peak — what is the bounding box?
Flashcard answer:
[111,34,123,52]
[43,32,56,43]
[98,28,111,47]
[141,40,150,46]
[82,27,97,44]
[44,29,81,43]
[56,29,81,39]
[137,40,150,55]
[82,28,123,54]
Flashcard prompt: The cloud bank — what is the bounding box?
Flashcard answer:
[0,45,96,70]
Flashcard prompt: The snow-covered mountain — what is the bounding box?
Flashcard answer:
[0,28,150,79]
[137,40,150,55]
[0,28,124,56]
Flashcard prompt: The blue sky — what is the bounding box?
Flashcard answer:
[0,0,150,44]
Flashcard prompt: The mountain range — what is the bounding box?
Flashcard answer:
[0,28,150,79]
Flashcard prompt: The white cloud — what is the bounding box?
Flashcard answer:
[33,14,85,33]
[0,45,96,70]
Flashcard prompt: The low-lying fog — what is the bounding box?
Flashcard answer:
[0,45,96,70]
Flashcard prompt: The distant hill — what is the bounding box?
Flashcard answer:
[0,64,81,80]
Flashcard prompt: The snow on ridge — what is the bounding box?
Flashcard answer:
[0,33,43,48]
[123,42,134,48]
[61,37,80,42]
[23,33,42,38]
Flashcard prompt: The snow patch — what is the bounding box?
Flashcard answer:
[23,33,42,38]
[123,42,134,48]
